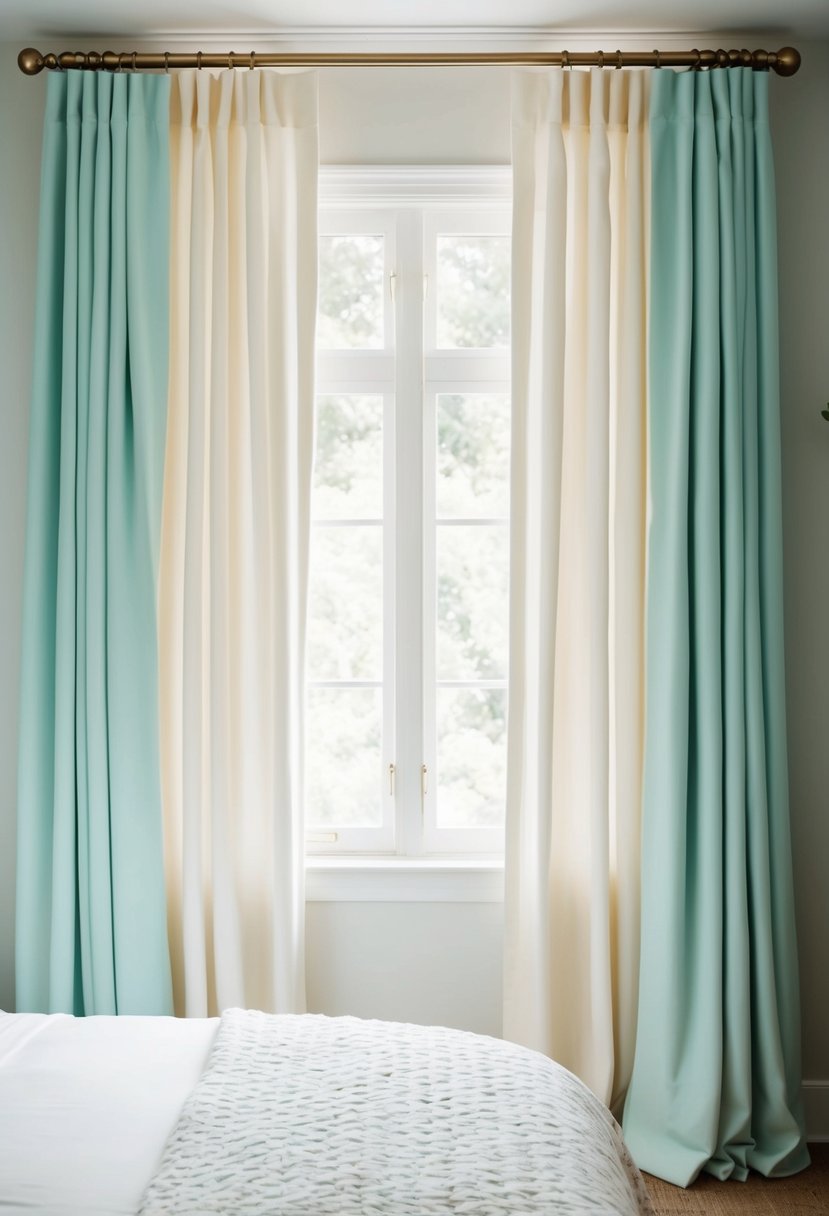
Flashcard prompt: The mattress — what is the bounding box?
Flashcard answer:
[0,1010,651,1215]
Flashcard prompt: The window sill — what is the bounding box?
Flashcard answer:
[305,857,504,903]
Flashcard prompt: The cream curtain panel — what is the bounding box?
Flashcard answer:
[504,68,648,1109]
[159,69,318,1017]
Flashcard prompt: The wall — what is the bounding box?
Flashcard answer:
[770,40,829,1137]
[1,34,827,1131]
[0,43,41,1008]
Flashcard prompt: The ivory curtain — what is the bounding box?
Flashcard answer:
[622,67,808,1187]
[16,72,173,1014]
[159,70,318,1017]
[504,68,648,1108]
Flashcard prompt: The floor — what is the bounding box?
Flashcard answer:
[644,1144,829,1214]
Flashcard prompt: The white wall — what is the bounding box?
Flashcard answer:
[0,43,41,1008]
[1,35,827,1133]
[307,901,503,1035]
[319,65,509,164]
[770,41,829,1137]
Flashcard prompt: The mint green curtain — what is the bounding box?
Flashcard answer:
[622,68,808,1186]
[16,71,173,1015]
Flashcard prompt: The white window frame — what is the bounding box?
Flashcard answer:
[311,210,397,854]
[308,167,511,862]
[421,208,510,855]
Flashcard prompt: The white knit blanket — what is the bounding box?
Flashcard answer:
[139,1009,653,1215]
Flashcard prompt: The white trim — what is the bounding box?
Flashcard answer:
[422,385,508,856]
[320,167,512,209]
[392,209,426,859]
[803,1080,829,1142]
[156,30,785,49]
[305,857,505,902]
[317,354,396,385]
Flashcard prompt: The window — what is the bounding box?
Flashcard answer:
[306,168,511,859]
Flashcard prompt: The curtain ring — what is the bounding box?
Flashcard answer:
[654,48,661,69]
[164,51,170,73]
[249,51,255,70]
[131,51,137,72]
[597,50,604,69]
[692,48,700,69]
[196,51,203,71]
[616,49,623,69]
[229,51,235,69]
[561,49,570,71]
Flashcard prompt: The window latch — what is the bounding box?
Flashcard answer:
[389,762,396,797]
[389,271,397,305]
[420,763,428,812]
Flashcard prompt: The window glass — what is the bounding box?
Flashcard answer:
[318,235,385,349]
[314,394,383,519]
[436,526,508,682]
[436,393,510,518]
[436,235,510,349]
[309,194,511,855]
[308,526,382,682]
[436,688,507,829]
[306,687,383,828]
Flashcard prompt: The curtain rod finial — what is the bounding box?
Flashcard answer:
[774,46,801,76]
[18,47,44,75]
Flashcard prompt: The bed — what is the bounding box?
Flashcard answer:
[0,1008,652,1215]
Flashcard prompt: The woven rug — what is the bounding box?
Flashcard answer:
[645,1143,829,1215]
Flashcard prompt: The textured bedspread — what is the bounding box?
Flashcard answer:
[139,1009,653,1215]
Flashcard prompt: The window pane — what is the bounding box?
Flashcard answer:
[306,687,382,828]
[309,526,382,680]
[437,526,508,681]
[436,687,506,828]
[314,395,383,520]
[436,235,510,349]
[437,393,509,518]
[318,235,385,349]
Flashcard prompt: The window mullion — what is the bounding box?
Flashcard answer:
[393,210,426,857]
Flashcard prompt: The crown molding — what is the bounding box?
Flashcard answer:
[158,26,730,41]
[60,26,793,50]
[319,165,511,207]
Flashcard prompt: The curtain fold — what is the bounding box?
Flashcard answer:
[622,67,808,1187]
[16,71,173,1015]
[160,69,318,1017]
[504,68,649,1109]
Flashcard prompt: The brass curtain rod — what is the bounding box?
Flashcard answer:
[18,45,801,77]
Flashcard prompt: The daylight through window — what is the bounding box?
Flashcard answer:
[306,173,511,856]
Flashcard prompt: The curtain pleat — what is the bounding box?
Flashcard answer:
[505,68,648,1109]
[159,69,318,1017]
[622,67,808,1187]
[16,71,173,1015]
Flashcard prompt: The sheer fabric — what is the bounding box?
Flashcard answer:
[505,68,649,1109]
[159,69,318,1016]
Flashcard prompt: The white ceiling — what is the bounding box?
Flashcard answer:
[2,0,827,41]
